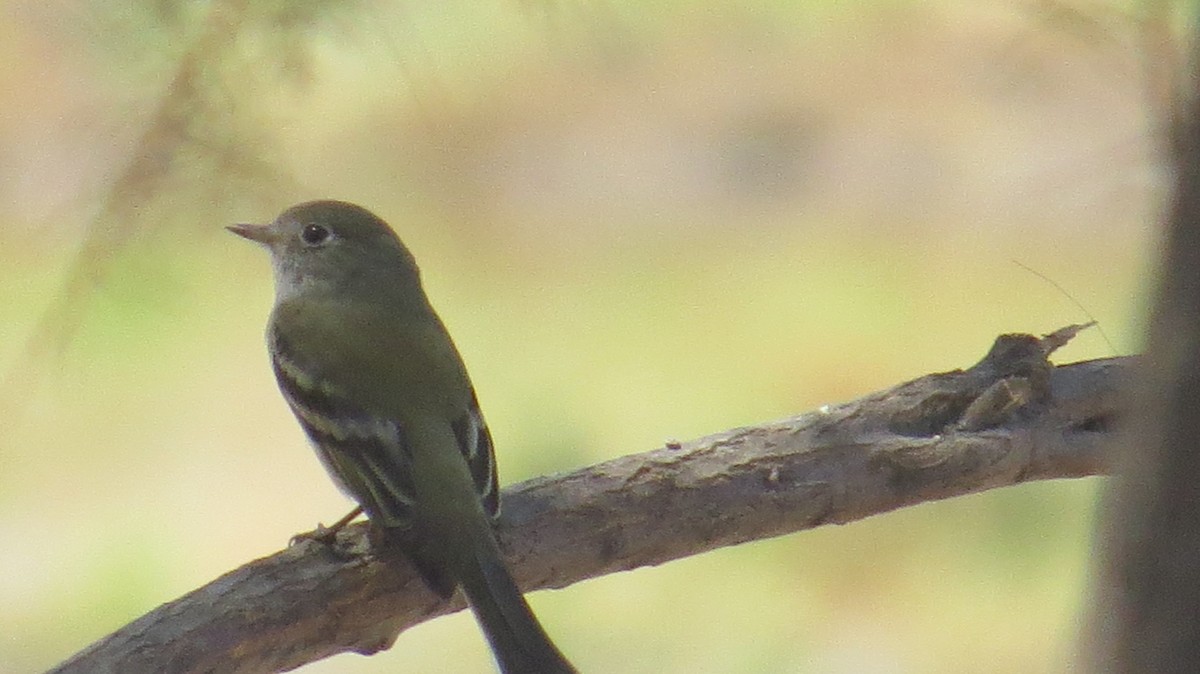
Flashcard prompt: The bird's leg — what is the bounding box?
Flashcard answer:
[290,506,364,546]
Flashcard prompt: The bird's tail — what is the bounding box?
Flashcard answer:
[458,538,576,674]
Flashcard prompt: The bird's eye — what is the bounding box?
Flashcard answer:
[300,224,332,246]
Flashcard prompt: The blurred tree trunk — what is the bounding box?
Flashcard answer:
[1084,24,1200,673]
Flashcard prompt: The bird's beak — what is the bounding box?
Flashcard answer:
[226,223,275,245]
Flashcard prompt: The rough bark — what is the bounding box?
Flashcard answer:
[54,326,1125,674]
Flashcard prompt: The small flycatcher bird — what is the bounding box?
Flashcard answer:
[229,200,575,674]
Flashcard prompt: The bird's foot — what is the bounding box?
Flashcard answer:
[289,506,364,547]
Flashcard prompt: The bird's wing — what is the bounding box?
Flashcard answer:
[451,393,500,520]
[269,322,419,528]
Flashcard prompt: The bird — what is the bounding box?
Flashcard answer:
[228,200,576,673]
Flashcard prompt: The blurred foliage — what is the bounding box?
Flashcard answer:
[0,0,1187,672]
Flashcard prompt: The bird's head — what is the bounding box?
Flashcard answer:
[229,200,421,302]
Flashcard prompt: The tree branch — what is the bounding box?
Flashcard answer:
[53,326,1125,674]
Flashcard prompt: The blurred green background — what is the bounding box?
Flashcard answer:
[0,0,1169,672]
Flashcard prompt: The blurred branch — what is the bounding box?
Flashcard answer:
[2,0,311,414]
[53,327,1124,674]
